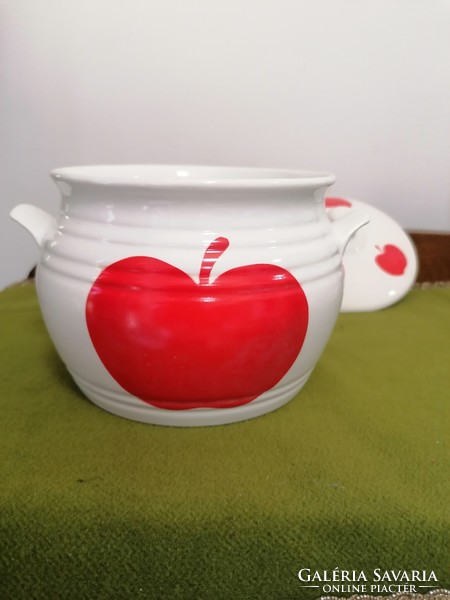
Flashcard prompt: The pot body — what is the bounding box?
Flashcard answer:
[34,166,346,426]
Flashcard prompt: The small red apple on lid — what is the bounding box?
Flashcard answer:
[325,197,353,209]
[375,244,408,276]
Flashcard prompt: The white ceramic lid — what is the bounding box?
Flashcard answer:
[326,197,418,312]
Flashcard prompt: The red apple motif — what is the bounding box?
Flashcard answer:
[375,244,407,276]
[86,237,309,410]
[325,197,353,208]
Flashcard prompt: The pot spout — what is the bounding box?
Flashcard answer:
[10,204,57,248]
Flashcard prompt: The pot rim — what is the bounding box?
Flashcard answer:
[51,164,335,189]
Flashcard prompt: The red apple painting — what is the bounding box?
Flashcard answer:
[325,197,353,208]
[375,244,408,276]
[86,237,309,410]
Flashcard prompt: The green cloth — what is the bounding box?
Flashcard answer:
[1,282,449,599]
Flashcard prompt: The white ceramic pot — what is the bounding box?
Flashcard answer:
[11,165,368,426]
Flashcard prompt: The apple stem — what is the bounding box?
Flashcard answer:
[199,237,230,285]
